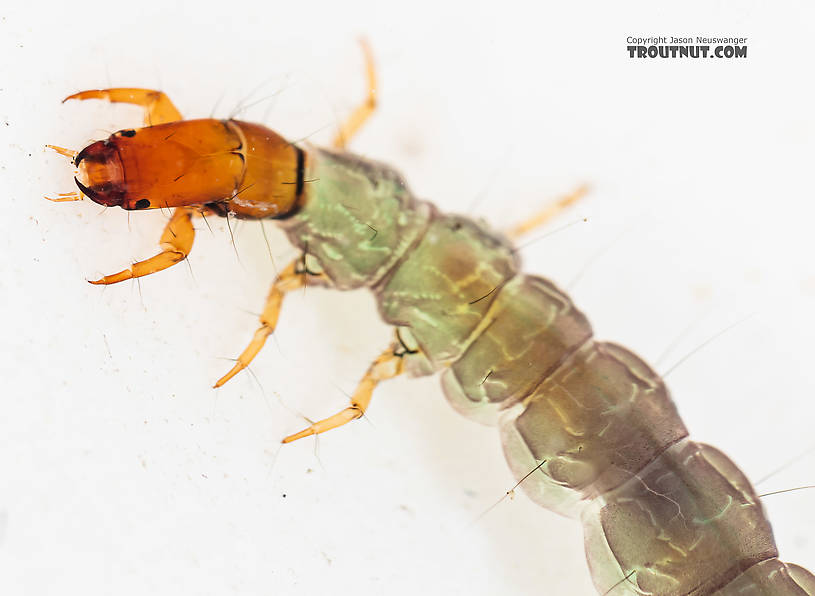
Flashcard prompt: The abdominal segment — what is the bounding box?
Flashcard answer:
[286,146,815,595]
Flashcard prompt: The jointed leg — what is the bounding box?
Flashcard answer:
[505,184,590,241]
[89,207,195,285]
[282,346,405,443]
[213,259,330,388]
[63,88,182,126]
[331,39,378,149]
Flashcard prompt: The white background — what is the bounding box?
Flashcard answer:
[2,1,814,595]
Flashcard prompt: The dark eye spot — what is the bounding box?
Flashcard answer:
[120,129,137,137]
[134,199,151,209]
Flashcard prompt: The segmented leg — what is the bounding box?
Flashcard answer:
[282,346,405,443]
[213,259,330,388]
[89,207,195,285]
[331,39,377,149]
[63,88,182,126]
[505,184,590,240]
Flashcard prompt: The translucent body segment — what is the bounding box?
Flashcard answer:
[583,439,777,595]
[498,341,688,515]
[440,274,592,425]
[397,327,438,377]
[281,148,431,290]
[714,559,815,595]
[788,566,815,595]
[377,215,520,365]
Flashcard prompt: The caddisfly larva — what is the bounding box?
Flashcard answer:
[48,43,815,595]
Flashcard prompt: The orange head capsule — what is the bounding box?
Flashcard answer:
[73,139,126,207]
[73,119,304,217]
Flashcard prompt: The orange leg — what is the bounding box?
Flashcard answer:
[332,39,378,149]
[282,346,405,443]
[213,259,330,388]
[89,207,195,285]
[505,184,590,241]
[63,88,182,126]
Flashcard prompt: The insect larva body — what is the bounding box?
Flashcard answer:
[49,51,815,595]
[282,147,815,595]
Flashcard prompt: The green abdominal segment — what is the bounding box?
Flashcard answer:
[283,147,815,595]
